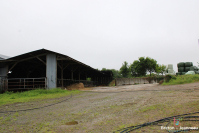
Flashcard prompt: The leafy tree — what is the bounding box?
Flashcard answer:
[145,57,157,76]
[101,68,107,71]
[130,57,158,77]
[156,64,166,75]
[155,64,161,74]
[130,60,139,77]
[138,57,147,76]
[101,68,122,79]
[130,57,147,77]
[120,61,130,78]
[111,69,123,78]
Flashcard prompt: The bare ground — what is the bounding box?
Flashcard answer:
[0,82,199,133]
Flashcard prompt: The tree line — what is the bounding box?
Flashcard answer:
[101,57,166,79]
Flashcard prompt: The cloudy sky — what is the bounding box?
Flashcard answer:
[0,0,199,72]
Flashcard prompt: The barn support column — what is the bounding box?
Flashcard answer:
[58,62,69,88]
[60,61,64,88]
[61,68,63,87]
[46,54,57,89]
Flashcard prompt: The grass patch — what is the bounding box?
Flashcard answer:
[137,101,199,118]
[138,104,167,113]
[162,74,199,85]
[0,88,82,106]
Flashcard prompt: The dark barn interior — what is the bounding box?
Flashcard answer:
[0,49,113,92]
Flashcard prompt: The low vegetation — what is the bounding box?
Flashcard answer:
[0,83,198,133]
[108,80,116,86]
[0,88,81,106]
[162,74,199,85]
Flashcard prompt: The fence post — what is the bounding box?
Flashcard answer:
[24,79,25,89]
[45,77,47,89]
[33,78,35,88]
[6,79,8,91]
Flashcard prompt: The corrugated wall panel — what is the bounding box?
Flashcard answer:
[46,54,57,89]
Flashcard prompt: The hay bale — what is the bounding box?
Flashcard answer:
[176,72,181,75]
[177,62,185,67]
[182,72,186,75]
[168,69,173,73]
[168,64,173,69]
[178,67,184,72]
[185,62,193,67]
[67,83,84,90]
[185,67,190,72]
[190,66,199,71]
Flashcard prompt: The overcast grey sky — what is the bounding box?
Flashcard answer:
[0,0,199,72]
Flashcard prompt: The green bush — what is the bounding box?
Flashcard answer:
[108,80,115,86]
[162,74,199,85]
[164,75,176,83]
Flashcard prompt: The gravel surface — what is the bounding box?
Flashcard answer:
[0,82,199,133]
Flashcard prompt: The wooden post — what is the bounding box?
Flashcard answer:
[33,78,34,88]
[61,61,64,87]
[71,71,73,80]
[79,71,80,81]
[61,68,63,87]
[45,77,47,88]
[24,79,25,89]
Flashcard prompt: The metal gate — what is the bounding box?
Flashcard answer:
[0,77,47,92]
[6,78,47,91]
[0,76,7,93]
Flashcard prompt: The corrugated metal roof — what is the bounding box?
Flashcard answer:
[2,48,108,76]
[0,54,10,60]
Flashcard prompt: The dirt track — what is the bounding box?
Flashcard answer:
[0,83,199,133]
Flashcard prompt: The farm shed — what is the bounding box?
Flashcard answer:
[0,49,113,91]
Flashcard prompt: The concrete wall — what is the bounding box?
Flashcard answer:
[46,54,57,89]
[115,78,157,86]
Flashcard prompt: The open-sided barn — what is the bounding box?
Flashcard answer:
[0,49,113,91]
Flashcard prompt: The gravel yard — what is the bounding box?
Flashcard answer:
[0,82,199,133]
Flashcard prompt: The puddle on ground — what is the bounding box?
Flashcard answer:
[65,121,78,125]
